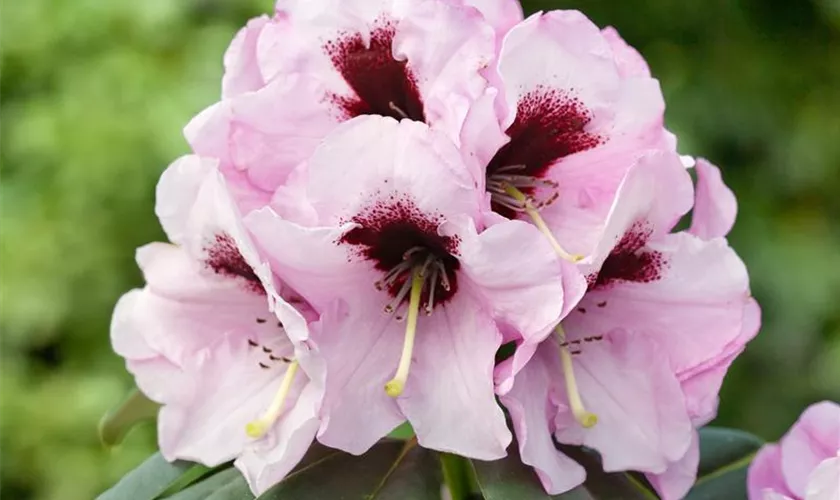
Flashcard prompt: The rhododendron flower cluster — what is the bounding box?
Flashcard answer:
[110,0,759,497]
[748,401,840,500]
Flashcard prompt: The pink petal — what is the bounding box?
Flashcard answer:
[257,0,493,139]
[748,444,796,500]
[553,330,693,474]
[689,158,738,240]
[235,383,322,494]
[186,75,340,195]
[309,299,405,455]
[455,217,578,346]
[454,216,587,395]
[157,334,303,466]
[119,245,280,367]
[460,0,523,36]
[645,431,700,500]
[679,297,761,426]
[155,160,311,345]
[781,401,840,497]
[500,342,586,494]
[496,11,666,147]
[245,210,365,311]
[601,26,651,78]
[393,0,496,141]
[581,150,694,271]
[459,88,510,186]
[111,290,159,361]
[288,116,481,225]
[154,155,217,246]
[567,232,750,378]
[398,293,510,459]
[805,454,840,500]
[154,155,267,281]
[222,15,270,98]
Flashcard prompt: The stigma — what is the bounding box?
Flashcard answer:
[555,325,597,428]
[245,359,300,438]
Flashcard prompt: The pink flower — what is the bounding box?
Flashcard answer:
[748,401,840,500]
[457,0,524,37]
[462,11,674,257]
[497,151,758,497]
[246,116,582,459]
[111,155,322,494]
[187,0,497,214]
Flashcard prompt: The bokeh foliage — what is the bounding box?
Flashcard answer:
[1,0,838,498]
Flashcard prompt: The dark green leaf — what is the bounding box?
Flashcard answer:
[697,427,763,477]
[96,453,194,500]
[471,445,654,500]
[685,426,764,500]
[440,453,473,500]
[156,463,221,498]
[166,468,252,500]
[98,389,159,447]
[685,467,749,500]
[257,439,440,500]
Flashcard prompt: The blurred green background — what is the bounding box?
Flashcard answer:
[1,0,838,498]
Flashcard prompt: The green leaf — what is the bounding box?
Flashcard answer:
[165,468,252,500]
[388,421,415,440]
[156,463,220,498]
[98,388,160,447]
[685,426,764,500]
[440,453,472,500]
[696,427,763,477]
[470,445,654,500]
[96,453,196,500]
[256,439,440,500]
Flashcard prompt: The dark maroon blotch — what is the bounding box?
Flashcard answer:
[588,222,667,291]
[339,196,460,307]
[487,86,603,216]
[325,22,425,122]
[205,233,264,294]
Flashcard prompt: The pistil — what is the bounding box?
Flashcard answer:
[246,359,300,438]
[503,184,583,263]
[385,268,425,397]
[555,325,597,428]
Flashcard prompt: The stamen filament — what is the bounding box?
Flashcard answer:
[425,266,439,314]
[503,184,583,263]
[246,359,300,438]
[385,268,425,397]
[555,325,597,428]
[435,261,451,291]
[389,101,409,120]
[384,278,413,314]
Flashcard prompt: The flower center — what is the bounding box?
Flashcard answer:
[588,223,667,290]
[485,86,603,218]
[204,233,265,294]
[325,21,425,122]
[339,197,461,397]
[340,198,460,311]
